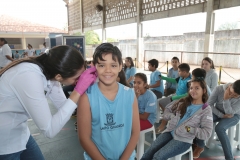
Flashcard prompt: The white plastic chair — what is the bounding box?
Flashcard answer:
[168,146,193,160]
[136,125,156,160]
[206,122,240,150]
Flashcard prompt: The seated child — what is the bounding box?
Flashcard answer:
[193,79,240,159]
[148,59,164,99]
[124,57,137,87]
[133,73,157,131]
[156,63,191,134]
[141,79,213,160]
[77,43,140,160]
[164,57,179,97]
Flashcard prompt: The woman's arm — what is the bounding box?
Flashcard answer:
[120,96,140,160]
[77,93,105,160]
[11,72,77,138]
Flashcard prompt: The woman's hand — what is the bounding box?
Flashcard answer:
[74,67,97,95]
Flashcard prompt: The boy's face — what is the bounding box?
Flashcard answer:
[171,59,179,68]
[178,69,187,78]
[95,53,122,86]
[148,63,154,71]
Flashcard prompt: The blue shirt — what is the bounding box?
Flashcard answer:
[170,70,179,89]
[171,104,203,136]
[125,67,136,85]
[138,90,157,125]
[176,74,192,95]
[85,83,135,160]
[150,70,164,95]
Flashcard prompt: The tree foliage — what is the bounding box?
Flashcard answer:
[217,22,239,31]
[73,31,101,45]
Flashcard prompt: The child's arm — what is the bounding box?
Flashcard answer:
[120,96,140,160]
[171,93,188,101]
[149,80,160,88]
[160,75,178,84]
[77,93,106,160]
[139,112,150,120]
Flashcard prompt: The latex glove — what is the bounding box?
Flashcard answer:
[74,66,97,95]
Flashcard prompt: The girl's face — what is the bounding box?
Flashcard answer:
[60,67,85,86]
[202,60,211,71]
[125,59,131,67]
[133,76,147,94]
[96,53,122,86]
[189,81,205,100]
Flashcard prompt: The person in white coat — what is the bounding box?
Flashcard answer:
[0,45,97,160]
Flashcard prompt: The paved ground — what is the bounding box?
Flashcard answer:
[28,99,240,160]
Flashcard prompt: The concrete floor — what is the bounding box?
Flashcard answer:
[28,104,240,160]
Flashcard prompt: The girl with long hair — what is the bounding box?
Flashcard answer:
[141,79,213,160]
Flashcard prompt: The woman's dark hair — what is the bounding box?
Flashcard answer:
[28,44,33,48]
[0,45,85,80]
[124,57,134,72]
[134,73,148,84]
[118,69,130,87]
[201,57,215,69]
[0,38,7,44]
[171,79,208,118]
[93,43,122,65]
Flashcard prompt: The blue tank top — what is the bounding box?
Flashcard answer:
[84,82,136,160]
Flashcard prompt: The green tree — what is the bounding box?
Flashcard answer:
[217,22,238,31]
[107,38,117,42]
[72,30,100,45]
[85,30,101,45]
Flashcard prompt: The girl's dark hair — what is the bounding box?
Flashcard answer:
[28,44,33,48]
[202,57,215,69]
[124,57,134,72]
[134,73,148,84]
[171,79,208,118]
[118,69,130,87]
[93,43,122,65]
[0,45,85,80]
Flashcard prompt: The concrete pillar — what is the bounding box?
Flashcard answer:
[101,0,106,42]
[80,0,83,33]
[204,0,215,57]
[102,28,106,42]
[136,0,143,68]
[21,37,26,49]
[63,0,69,33]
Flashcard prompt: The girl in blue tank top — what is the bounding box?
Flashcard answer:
[77,43,140,160]
[133,73,157,131]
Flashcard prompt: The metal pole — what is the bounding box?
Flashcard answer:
[167,61,168,74]
[144,50,146,70]
[181,52,183,63]
[218,66,222,85]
